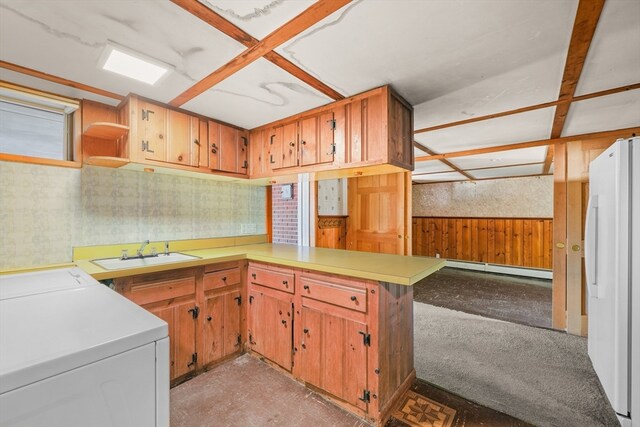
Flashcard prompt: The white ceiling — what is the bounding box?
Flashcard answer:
[0,0,638,184]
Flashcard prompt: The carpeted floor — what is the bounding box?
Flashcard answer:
[413,302,619,427]
[413,267,552,328]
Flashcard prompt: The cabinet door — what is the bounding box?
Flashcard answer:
[208,121,220,170]
[139,101,166,162]
[299,306,368,410]
[318,112,335,164]
[364,93,386,163]
[166,110,193,166]
[300,116,317,166]
[238,131,249,174]
[148,306,175,380]
[219,124,239,173]
[268,127,283,170]
[248,129,264,177]
[173,300,198,379]
[202,290,242,366]
[388,94,413,167]
[248,286,292,370]
[282,122,298,168]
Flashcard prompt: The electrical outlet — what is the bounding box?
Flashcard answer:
[240,224,257,234]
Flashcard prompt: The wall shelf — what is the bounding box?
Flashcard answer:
[83,122,129,140]
[84,156,130,168]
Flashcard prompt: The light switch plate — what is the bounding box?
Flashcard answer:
[281,184,294,200]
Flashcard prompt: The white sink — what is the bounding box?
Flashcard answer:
[91,253,201,271]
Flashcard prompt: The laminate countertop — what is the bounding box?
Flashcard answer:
[75,244,445,285]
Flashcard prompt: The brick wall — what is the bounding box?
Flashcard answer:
[272,184,298,244]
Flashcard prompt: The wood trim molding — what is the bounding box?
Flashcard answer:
[170,0,344,101]
[412,172,553,184]
[411,161,544,176]
[0,61,125,101]
[546,0,605,174]
[0,153,82,169]
[413,82,640,135]
[414,127,640,162]
[170,0,351,106]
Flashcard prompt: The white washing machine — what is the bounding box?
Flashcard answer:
[0,267,169,427]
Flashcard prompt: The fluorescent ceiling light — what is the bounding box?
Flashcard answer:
[100,43,171,85]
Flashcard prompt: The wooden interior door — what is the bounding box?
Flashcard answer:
[139,101,166,162]
[346,173,409,255]
[282,122,298,168]
[299,305,368,410]
[553,137,617,335]
[166,110,192,166]
[219,125,239,173]
[300,116,318,166]
[318,112,335,164]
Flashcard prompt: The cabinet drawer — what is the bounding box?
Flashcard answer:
[204,267,240,291]
[299,277,366,312]
[128,277,195,306]
[248,264,294,294]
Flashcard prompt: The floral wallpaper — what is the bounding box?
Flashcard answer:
[412,175,553,218]
[0,162,266,269]
[317,178,347,216]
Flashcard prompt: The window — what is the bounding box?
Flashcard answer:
[0,83,78,162]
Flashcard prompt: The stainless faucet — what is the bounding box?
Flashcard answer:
[137,240,150,257]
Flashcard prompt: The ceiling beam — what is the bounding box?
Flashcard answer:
[0,60,125,101]
[413,82,639,135]
[169,0,351,107]
[545,0,606,172]
[412,172,553,185]
[415,126,640,162]
[413,141,474,180]
[170,0,344,101]
[412,161,544,177]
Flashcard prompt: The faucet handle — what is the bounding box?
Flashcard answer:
[164,241,170,255]
[121,249,129,260]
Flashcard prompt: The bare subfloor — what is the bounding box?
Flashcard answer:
[170,355,369,427]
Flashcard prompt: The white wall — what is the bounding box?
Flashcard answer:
[0,162,266,269]
[412,175,553,218]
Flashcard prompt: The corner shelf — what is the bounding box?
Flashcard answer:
[84,156,130,168]
[83,122,129,140]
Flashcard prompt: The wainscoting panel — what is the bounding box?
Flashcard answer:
[412,217,553,269]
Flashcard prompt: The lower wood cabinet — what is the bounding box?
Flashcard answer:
[114,261,244,385]
[247,284,293,371]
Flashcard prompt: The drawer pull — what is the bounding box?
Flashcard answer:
[303,328,309,334]
[350,296,357,301]
[252,273,257,279]
[303,285,310,290]
[222,276,227,281]
[282,280,288,287]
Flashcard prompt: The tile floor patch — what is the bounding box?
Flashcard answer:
[394,390,456,427]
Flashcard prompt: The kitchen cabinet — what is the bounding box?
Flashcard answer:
[248,86,411,179]
[202,265,242,365]
[114,269,198,383]
[138,100,167,163]
[248,128,266,176]
[210,121,249,174]
[166,109,199,167]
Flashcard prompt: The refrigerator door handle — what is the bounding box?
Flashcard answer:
[585,194,598,297]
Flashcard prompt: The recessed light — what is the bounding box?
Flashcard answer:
[99,42,172,85]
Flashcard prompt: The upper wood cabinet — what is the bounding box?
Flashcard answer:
[138,100,167,163]
[248,85,412,179]
[167,109,199,167]
[209,121,249,175]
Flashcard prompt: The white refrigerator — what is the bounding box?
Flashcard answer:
[586,136,639,427]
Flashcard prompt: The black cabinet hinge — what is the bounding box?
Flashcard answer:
[249,295,254,304]
[359,331,371,346]
[242,136,248,146]
[236,334,241,347]
[358,389,370,403]
[187,352,197,367]
[234,296,242,305]
[327,119,336,130]
[141,109,155,121]
[188,306,200,319]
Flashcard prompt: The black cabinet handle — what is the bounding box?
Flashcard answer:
[207,316,212,321]
[281,320,287,325]
[351,296,357,301]
[252,273,256,279]
[303,285,310,290]
[282,280,288,286]
[222,276,227,282]
[303,328,309,334]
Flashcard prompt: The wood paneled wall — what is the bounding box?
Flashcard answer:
[316,216,347,249]
[412,217,553,269]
